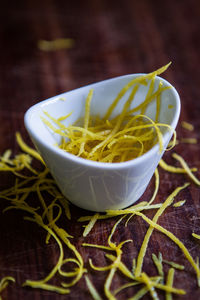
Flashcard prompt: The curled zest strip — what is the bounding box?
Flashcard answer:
[83,217,132,298]
[0,276,15,299]
[22,215,69,294]
[172,153,200,186]
[159,158,197,174]
[16,132,44,164]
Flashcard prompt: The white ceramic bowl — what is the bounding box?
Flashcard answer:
[24,74,180,212]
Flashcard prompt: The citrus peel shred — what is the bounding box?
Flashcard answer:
[42,63,175,163]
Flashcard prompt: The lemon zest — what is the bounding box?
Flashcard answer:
[85,275,103,300]
[83,213,99,237]
[192,233,200,240]
[159,158,197,173]
[181,121,194,131]
[135,183,189,277]
[181,138,197,144]
[79,89,94,156]
[16,132,44,164]
[148,168,159,206]
[22,214,66,290]
[0,276,15,299]
[140,272,159,300]
[152,253,164,280]
[38,38,74,51]
[165,268,175,300]
[173,200,186,207]
[42,64,175,163]
[57,112,72,122]
[172,153,200,185]
[163,260,184,270]
[104,62,171,120]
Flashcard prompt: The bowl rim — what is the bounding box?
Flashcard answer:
[24,73,180,170]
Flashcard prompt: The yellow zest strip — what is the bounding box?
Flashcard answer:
[88,259,112,272]
[59,260,86,288]
[104,62,171,120]
[135,211,200,286]
[111,84,140,135]
[135,183,189,277]
[192,233,200,240]
[149,280,185,294]
[43,111,69,131]
[45,204,62,230]
[64,125,104,139]
[41,117,69,137]
[135,275,185,295]
[53,226,86,287]
[78,202,149,222]
[85,275,103,300]
[132,258,136,274]
[173,200,186,207]
[77,202,162,227]
[181,121,194,131]
[111,122,173,142]
[114,282,139,296]
[54,225,84,266]
[83,213,99,237]
[79,89,94,155]
[128,286,149,300]
[163,260,184,270]
[57,112,72,122]
[155,81,162,123]
[159,159,197,173]
[141,77,156,116]
[16,132,44,164]
[127,86,170,116]
[106,203,163,217]
[83,243,113,252]
[38,38,74,51]
[181,138,197,144]
[57,197,71,220]
[0,276,15,297]
[105,254,134,279]
[148,168,159,206]
[172,153,200,186]
[23,282,70,294]
[1,149,12,162]
[165,268,175,300]
[3,202,40,215]
[152,253,164,279]
[58,258,80,277]
[141,272,159,300]
[22,215,67,291]
[104,267,117,300]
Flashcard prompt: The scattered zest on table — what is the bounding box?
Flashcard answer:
[1,65,200,299]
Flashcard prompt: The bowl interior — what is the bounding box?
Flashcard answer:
[25,74,180,155]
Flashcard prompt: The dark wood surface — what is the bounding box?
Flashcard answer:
[1,0,200,299]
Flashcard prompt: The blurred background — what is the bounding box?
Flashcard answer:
[0,0,199,147]
[0,0,200,299]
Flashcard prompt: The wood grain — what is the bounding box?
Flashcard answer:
[0,0,200,299]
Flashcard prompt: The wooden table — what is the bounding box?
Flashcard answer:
[0,0,200,299]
